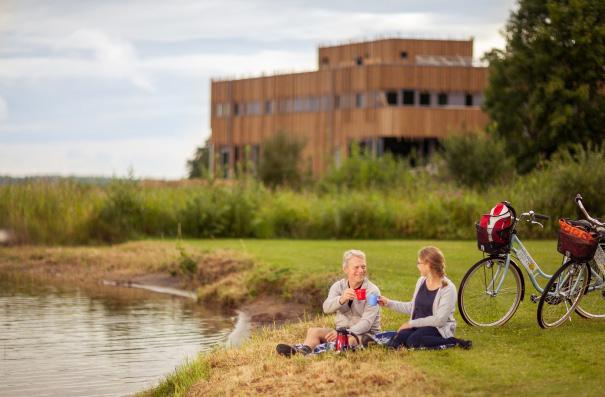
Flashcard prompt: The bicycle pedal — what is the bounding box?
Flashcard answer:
[530,294,540,303]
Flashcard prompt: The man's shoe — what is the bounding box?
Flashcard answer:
[276,343,312,357]
[457,339,473,350]
[276,343,296,357]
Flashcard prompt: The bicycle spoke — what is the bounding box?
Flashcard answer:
[576,261,605,319]
[538,261,588,328]
[459,257,522,327]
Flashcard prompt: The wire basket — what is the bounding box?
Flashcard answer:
[557,218,598,261]
[476,222,513,254]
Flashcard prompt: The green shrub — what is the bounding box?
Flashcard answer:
[0,179,100,244]
[254,190,311,238]
[258,131,305,189]
[513,145,605,226]
[89,179,145,243]
[319,145,414,191]
[179,183,263,238]
[441,133,515,189]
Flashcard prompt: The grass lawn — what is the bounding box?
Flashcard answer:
[148,239,605,396]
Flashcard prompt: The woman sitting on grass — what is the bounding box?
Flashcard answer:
[379,246,472,350]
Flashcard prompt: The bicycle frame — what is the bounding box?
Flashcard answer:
[488,234,555,295]
[585,244,605,293]
[510,234,554,293]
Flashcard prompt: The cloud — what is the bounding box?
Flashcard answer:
[0,0,516,178]
[0,131,202,178]
[0,96,7,122]
[0,28,154,92]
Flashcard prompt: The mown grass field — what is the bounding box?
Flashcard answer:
[145,239,605,396]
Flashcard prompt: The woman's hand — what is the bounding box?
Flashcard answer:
[398,322,412,332]
[378,295,389,306]
[338,288,356,305]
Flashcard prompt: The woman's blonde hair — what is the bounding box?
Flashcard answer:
[418,246,448,287]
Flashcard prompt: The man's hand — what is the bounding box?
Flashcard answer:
[338,288,356,305]
[398,322,412,332]
[325,330,337,342]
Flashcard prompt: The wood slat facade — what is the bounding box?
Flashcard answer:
[210,38,489,177]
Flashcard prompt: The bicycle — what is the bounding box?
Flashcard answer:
[536,194,605,328]
[458,201,557,327]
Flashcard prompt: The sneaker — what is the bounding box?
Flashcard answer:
[457,339,473,350]
[276,344,295,357]
[276,343,311,357]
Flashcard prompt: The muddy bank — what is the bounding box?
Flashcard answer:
[0,242,308,328]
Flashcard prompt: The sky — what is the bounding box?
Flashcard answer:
[0,0,517,179]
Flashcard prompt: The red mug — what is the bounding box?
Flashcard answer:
[355,288,366,300]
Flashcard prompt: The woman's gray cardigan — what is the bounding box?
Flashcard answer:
[385,276,457,338]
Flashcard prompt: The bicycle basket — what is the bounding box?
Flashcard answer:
[557,218,598,261]
[476,221,512,254]
[476,202,514,254]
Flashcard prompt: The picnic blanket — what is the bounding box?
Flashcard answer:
[303,331,456,355]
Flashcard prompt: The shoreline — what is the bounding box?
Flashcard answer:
[0,242,309,329]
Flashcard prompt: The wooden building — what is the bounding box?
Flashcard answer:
[210,37,489,177]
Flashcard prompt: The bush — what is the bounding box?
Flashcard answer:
[319,144,414,191]
[180,182,263,238]
[441,133,515,189]
[90,179,144,243]
[258,131,305,189]
[0,179,100,244]
[513,145,605,224]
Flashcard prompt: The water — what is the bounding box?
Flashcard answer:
[0,274,237,396]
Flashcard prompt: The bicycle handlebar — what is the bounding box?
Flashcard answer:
[533,213,549,221]
[575,194,605,228]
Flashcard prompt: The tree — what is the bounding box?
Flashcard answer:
[187,139,210,179]
[258,131,305,188]
[483,0,605,173]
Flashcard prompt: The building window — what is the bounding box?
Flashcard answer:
[438,93,448,106]
[320,96,331,111]
[386,91,398,106]
[247,101,260,115]
[334,95,341,109]
[402,90,415,106]
[294,98,304,112]
[419,92,431,106]
[233,103,240,116]
[356,56,363,66]
[265,100,273,114]
[355,93,365,108]
[465,94,474,107]
[215,103,223,117]
[400,51,408,59]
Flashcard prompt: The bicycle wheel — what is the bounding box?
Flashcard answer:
[537,260,589,329]
[575,251,605,319]
[458,256,523,327]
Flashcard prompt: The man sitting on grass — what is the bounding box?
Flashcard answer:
[276,249,381,356]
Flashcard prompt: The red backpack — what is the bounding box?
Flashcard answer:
[476,202,514,252]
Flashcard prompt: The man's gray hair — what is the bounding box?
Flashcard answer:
[342,249,366,269]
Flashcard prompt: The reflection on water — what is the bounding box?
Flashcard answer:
[0,274,235,397]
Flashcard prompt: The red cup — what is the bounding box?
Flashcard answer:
[355,288,366,300]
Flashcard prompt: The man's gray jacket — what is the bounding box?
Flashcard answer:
[322,277,381,335]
